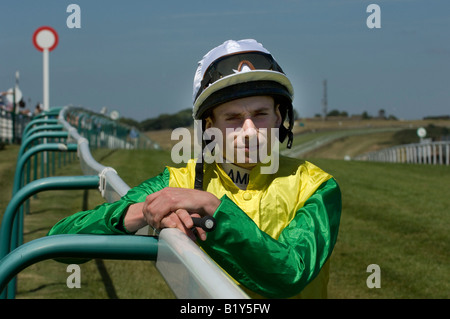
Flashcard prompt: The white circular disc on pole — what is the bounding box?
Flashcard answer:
[32,26,58,111]
[36,30,56,49]
[417,127,427,138]
[33,26,59,52]
[110,110,120,120]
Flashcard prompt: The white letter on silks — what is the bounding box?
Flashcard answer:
[366,4,381,29]
[66,4,81,29]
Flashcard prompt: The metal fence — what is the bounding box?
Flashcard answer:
[63,107,159,150]
[0,105,248,299]
[355,141,450,165]
[0,109,33,143]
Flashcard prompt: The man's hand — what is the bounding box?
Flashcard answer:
[124,188,220,241]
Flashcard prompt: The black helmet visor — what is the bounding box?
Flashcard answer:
[196,51,285,101]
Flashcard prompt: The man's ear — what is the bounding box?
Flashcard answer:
[205,116,214,129]
[274,104,282,128]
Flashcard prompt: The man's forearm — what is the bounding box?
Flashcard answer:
[123,202,147,233]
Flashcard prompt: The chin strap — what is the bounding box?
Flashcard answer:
[278,102,294,149]
[286,130,293,149]
[194,156,204,190]
[279,125,294,149]
[194,137,207,190]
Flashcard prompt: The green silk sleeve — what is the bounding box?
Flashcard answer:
[199,178,342,298]
[47,168,170,236]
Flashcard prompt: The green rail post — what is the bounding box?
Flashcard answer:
[21,125,65,212]
[0,175,100,299]
[1,175,100,258]
[12,143,78,220]
[0,234,158,298]
[33,107,62,120]
[13,143,78,195]
[22,124,64,141]
[18,131,69,160]
[10,143,79,258]
[21,118,58,137]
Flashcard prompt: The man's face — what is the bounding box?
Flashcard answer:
[205,95,282,169]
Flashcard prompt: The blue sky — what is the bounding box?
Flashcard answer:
[1,0,449,121]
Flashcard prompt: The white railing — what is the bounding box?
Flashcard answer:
[58,106,248,298]
[355,141,450,165]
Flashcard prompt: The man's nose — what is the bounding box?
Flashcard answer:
[242,118,257,134]
[242,119,258,141]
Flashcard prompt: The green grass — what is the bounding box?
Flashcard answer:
[1,144,449,298]
[311,158,450,298]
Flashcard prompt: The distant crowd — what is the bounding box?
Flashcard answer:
[0,91,42,117]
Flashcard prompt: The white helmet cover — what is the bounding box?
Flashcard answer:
[192,39,294,119]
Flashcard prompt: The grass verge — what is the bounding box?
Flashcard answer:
[312,158,449,298]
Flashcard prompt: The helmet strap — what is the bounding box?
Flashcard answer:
[194,158,203,190]
[278,103,294,149]
[194,136,209,190]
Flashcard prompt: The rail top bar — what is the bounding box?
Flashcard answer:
[157,229,249,299]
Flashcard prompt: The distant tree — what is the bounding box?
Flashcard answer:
[327,109,341,117]
[326,109,348,117]
[118,117,140,128]
[362,111,371,119]
[423,115,450,120]
[140,108,193,131]
[388,114,398,120]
